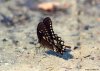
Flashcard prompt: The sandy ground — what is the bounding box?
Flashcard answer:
[0,0,100,71]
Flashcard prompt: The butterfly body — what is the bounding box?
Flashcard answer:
[37,17,71,55]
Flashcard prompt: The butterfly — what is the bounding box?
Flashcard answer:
[37,17,71,55]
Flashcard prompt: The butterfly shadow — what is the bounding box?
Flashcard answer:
[45,49,73,60]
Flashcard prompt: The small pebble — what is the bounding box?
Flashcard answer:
[77,42,81,46]
[74,46,79,50]
[90,57,94,60]
[23,47,27,50]
[84,55,91,58]
[2,38,7,42]
[84,25,90,30]
[12,40,19,45]
[29,41,34,44]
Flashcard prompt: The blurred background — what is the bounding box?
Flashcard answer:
[0,0,100,71]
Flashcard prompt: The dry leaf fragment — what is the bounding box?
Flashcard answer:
[96,18,100,22]
[38,2,59,11]
[37,2,70,11]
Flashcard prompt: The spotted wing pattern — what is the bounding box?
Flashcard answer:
[37,17,71,55]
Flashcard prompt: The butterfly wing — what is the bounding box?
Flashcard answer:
[37,17,71,55]
[43,17,54,40]
[37,22,48,42]
[37,22,54,50]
